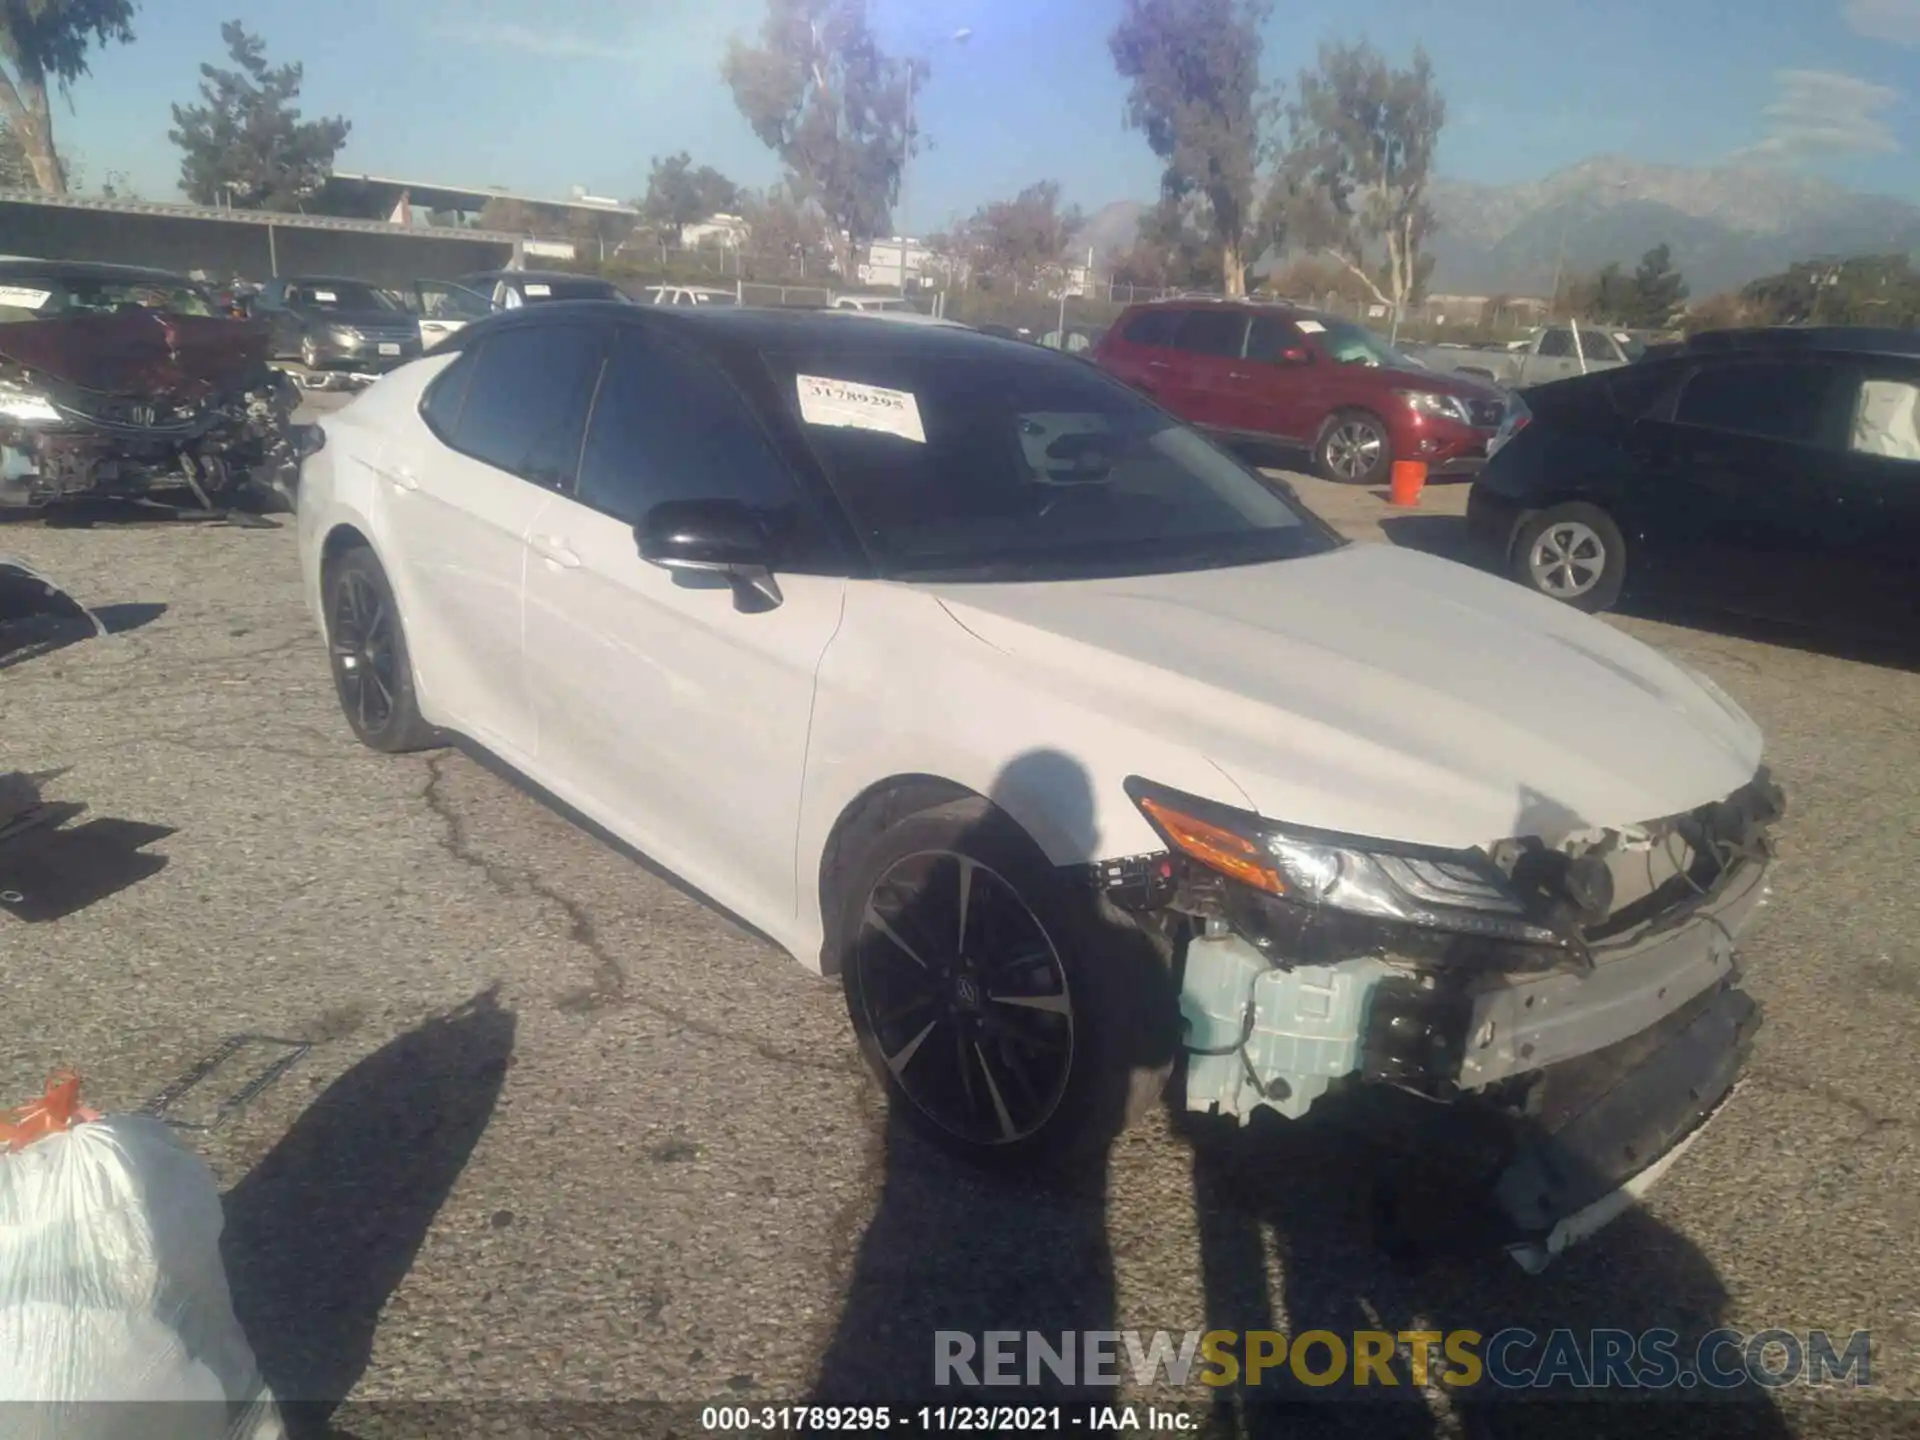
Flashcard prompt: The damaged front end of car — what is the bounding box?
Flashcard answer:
[0,310,313,516]
[1100,770,1784,1270]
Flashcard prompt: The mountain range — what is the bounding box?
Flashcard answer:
[1072,156,1920,298]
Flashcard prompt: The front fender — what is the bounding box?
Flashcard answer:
[791,584,1252,970]
[0,555,103,636]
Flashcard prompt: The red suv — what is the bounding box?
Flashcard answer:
[1092,300,1508,486]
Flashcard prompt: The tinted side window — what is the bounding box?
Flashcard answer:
[1537,329,1573,358]
[1245,315,1302,362]
[1675,361,1844,446]
[450,324,605,487]
[1122,309,1179,346]
[419,350,476,441]
[1173,310,1249,358]
[574,332,827,563]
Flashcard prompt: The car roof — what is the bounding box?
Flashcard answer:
[1681,325,1920,362]
[465,269,615,285]
[1124,296,1343,327]
[451,299,1027,360]
[0,259,202,285]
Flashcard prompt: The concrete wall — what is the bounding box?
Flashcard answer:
[0,204,516,285]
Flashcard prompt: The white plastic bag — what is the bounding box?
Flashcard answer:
[0,1079,284,1439]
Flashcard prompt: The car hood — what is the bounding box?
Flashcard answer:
[922,544,1763,849]
[0,310,269,402]
[1386,362,1504,401]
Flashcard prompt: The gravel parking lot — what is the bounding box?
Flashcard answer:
[3,415,1918,1426]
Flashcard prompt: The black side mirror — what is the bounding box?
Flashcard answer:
[635,498,783,612]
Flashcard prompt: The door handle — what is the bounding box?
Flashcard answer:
[1228,371,1254,381]
[530,534,582,568]
[1147,360,1171,370]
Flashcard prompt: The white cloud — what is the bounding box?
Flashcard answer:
[1842,0,1920,45]
[428,20,647,61]
[1734,68,1900,162]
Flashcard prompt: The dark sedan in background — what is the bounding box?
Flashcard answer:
[1468,327,1920,631]
[245,276,424,374]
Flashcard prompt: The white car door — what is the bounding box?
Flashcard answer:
[373,322,607,761]
[520,326,848,922]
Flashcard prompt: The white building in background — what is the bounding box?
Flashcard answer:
[682,212,750,249]
[858,236,939,289]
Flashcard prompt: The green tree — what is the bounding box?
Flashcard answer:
[961,180,1083,292]
[1741,254,1920,327]
[1272,40,1446,328]
[0,0,135,193]
[1109,0,1275,298]
[168,20,350,211]
[738,180,832,277]
[1627,243,1688,327]
[1556,261,1634,320]
[722,0,922,284]
[641,152,741,247]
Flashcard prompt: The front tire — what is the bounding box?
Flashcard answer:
[323,547,440,753]
[1511,501,1627,613]
[835,797,1179,1172]
[1315,410,1392,486]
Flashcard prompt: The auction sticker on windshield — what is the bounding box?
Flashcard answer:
[796,374,926,444]
[314,290,338,303]
[525,283,551,297]
[0,287,52,309]
[1296,319,1326,333]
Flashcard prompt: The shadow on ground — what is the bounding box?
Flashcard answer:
[1378,511,1920,673]
[223,987,516,1434]
[811,749,1180,1410]
[0,803,174,921]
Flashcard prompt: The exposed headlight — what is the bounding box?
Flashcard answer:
[1125,778,1564,946]
[1397,389,1471,425]
[0,380,60,424]
[329,326,360,346]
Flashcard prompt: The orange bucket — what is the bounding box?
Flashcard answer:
[1389,459,1429,507]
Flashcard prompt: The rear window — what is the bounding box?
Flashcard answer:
[516,278,625,303]
[1120,309,1180,346]
[288,281,394,311]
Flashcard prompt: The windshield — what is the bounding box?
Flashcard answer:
[288,281,396,312]
[768,347,1337,581]
[1315,320,1417,369]
[0,273,216,321]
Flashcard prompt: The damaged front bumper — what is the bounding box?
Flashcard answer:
[1121,771,1781,1267]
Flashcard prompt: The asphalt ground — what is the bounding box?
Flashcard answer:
[2,407,1917,1432]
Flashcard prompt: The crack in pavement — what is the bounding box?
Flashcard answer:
[419,752,859,1079]
[1748,1061,1919,1139]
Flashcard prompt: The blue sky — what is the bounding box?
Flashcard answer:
[50,0,1920,224]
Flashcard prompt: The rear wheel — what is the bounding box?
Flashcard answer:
[835,797,1178,1172]
[1316,410,1392,486]
[323,547,440,753]
[1511,501,1627,613]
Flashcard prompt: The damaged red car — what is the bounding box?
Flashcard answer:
[0,260,313,515]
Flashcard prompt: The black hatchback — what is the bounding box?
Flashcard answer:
[1467,327,1920,629]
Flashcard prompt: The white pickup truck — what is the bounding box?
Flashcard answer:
[1408,325,1644,387]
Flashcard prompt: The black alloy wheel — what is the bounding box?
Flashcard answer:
[853,848,1077,1149]
[838,797,1179,1171]
[324,548,439,753]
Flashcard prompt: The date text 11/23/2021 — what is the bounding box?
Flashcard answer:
[700,1406,1196,1433]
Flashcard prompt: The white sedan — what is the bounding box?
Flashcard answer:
[295,303,1779,1251]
